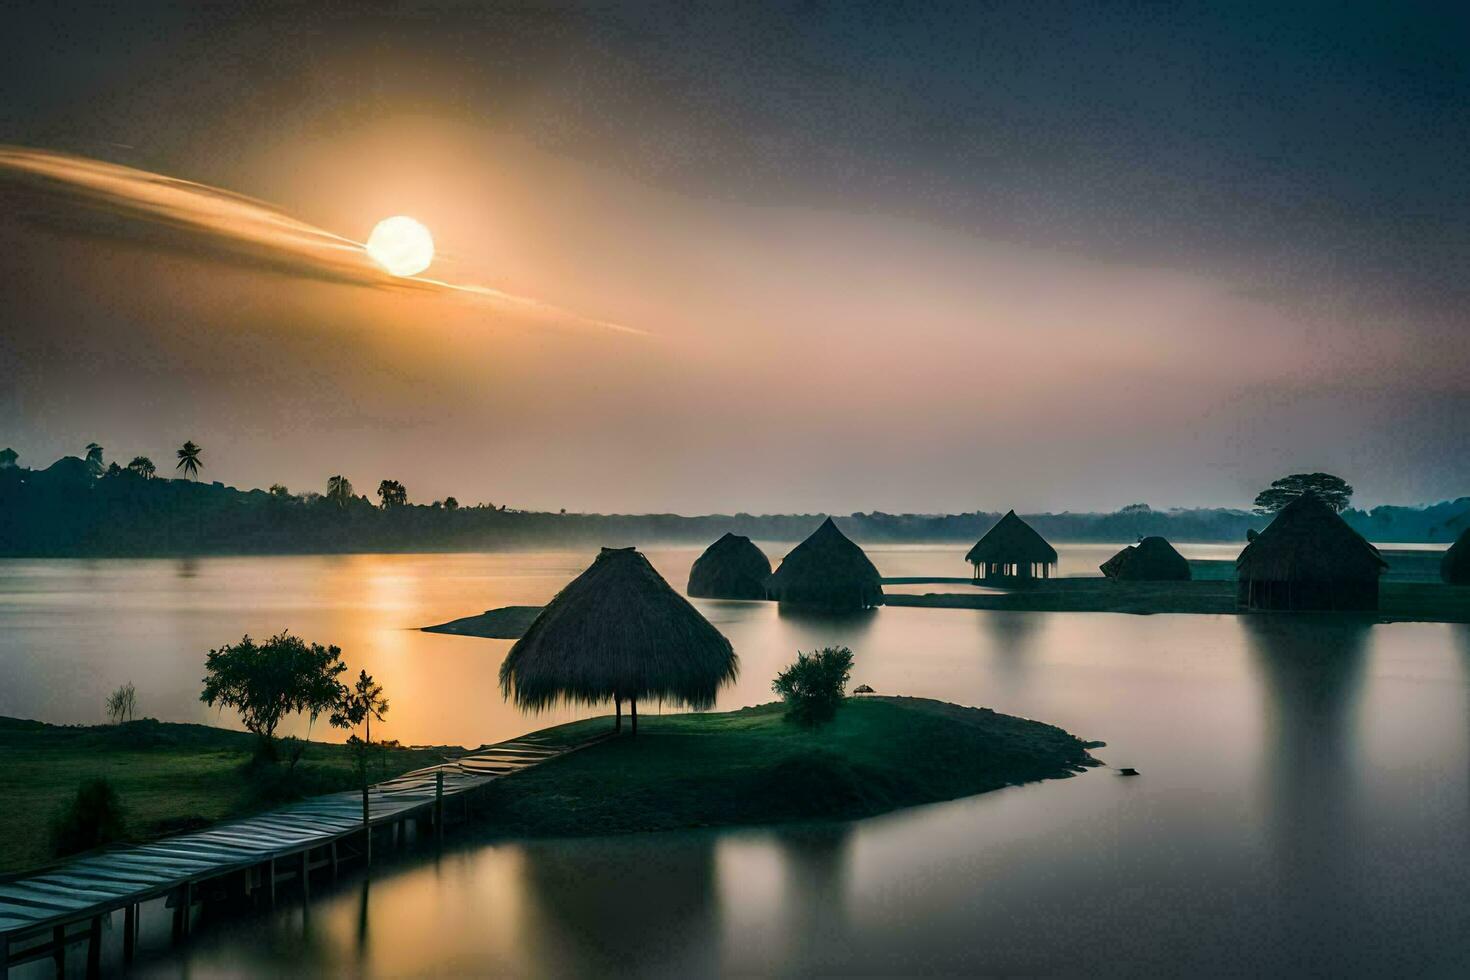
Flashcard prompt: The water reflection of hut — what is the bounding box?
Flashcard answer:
[1442,528,1470,585]
[499,547,738,733]
[766,518,883,610]
[1236,494,1386,611]
[966,511,1057,582]
[687,532,772,599]
[1100,536,1191,581]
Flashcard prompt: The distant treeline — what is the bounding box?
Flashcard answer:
[1,455,1467,557]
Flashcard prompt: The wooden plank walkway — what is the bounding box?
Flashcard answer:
[0,729,607,976]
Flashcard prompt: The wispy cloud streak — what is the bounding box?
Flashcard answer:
[0,145,641,335]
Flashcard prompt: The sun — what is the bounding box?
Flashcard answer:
[365,215,434,277]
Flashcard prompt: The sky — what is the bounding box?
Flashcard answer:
[1,1,1467,513]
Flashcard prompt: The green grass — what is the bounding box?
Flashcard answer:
[0,717,451,875]
[477,697,1100,838]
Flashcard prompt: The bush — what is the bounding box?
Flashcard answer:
[772,646,855,727]
[50,777,128,857]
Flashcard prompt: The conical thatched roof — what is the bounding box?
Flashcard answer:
[687,532,771,599]
[1442,527,1470,585]
[1236,493,1386,582]
[766,518,883,609]
[966,511,1058,565]
[499,547,738,710]
[1102,536,1191,581]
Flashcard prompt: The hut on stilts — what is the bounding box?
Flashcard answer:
[766,517,884,609]
[1441,527,1470,585]
[1101,536,1192,581]
[966,511,1058,582]
[687,532,772,599]
[499,547,738,734]
[1235,493,1387,611]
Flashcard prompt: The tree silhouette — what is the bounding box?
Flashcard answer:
[200,632,348,759]
[377,479,408,509]
[327,474,354,508]
[1253,473,1353,515]
[268,483,291,499]
[84,443,105,477]
[443,496,459,511]
[127,456,156,479]
[176,441,203,480]
[331,668,390,779]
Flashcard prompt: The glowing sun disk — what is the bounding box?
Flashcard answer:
[366,215,434,277]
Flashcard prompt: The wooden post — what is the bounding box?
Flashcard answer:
[331,840,340,880]
[52,924,65,974]
[124,903,137,963]
[362,785,372,869]
[267,859,276,908]
[301,850,311,900]
[615,694,622,733]
[435,769,445,845]
[631,697,638,735]
[182,881,192,938]
[85,915,101,979]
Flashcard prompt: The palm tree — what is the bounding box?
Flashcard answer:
[176,441,203,480]
[127,456,156,479]
[327,475,354,508]
[84,443,105,477]
[376,479,407,509]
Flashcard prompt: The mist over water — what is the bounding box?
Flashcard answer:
[3,547,1469,974]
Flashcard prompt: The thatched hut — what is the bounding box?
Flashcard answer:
[766,517,883,609]
[1236,493,1387,611]
[499,547,737,733]
[1101,536,1191,581]
[1442,528,1470,585]
[966,510,1057,581]
[687,532,772,599]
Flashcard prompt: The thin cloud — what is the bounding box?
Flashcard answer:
[0,145,641,336]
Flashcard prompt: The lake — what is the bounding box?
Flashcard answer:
[3,545,1468,975]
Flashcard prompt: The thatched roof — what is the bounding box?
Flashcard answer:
[1236,493,1386,582]
[966,511,1058,565]
[766,517,884,609]
[1101,536,1191,581]
[1443,527,1470,585]
[499,547,737,710]
[687,532,772,599]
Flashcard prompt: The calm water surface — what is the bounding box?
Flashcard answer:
[3,546,1468,975]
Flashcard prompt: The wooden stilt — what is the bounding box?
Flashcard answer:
[615,694,622,733]
[331,840,340,879]
[52,924,65,976]
[267,859,276,907]
[85,915,101,979]
[631,697,638,735]
[362,786,372,869]
[124,903,137,963]
[435,769,445,845]
[181,881,192,938]
[301,850,311,900]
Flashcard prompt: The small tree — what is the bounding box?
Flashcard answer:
[332,669,390,779]
[176,440,203,480]
[268,483,291,500]
[443,496,459,511]
[772,646,855,727]
[84,442,105,477]
[200,632,348,759]
[105,682,137,724]
[327,475,354,508]
[1253,473,1353,515]
[127,456,156,479]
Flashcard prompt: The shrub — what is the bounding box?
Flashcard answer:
[772,646,855,727]
[105,681,137,724]
[50,777,128,857]
[200,632,348,759]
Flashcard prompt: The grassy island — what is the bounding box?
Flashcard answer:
[477,697,1100,838]
[0,717,452,874]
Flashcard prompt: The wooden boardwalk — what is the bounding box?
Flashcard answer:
[0,730,607,976]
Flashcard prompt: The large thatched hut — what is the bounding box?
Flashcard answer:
[687,532,772,599]
[499,546,737,733]
[966,511,1057,581]
[1442,528,1470,585]
[1101,536,1191,581]
[766,517,883,609]
[1236,493,1387,611]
